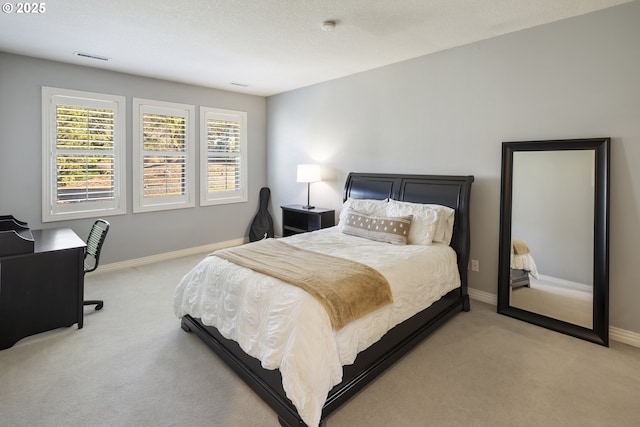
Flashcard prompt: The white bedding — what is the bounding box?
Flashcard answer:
[511,252,539,279]
[173,227,461,426]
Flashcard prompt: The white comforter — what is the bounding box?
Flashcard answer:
[173,227,460,426]
[511,252,540,279]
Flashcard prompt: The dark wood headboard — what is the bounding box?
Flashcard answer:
[343,172,474,294]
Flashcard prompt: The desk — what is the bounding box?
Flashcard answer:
[0,228,86,350]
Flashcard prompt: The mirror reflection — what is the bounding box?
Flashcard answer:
[509,150,594,329]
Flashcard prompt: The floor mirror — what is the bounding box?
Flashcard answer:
[497,138,610,346]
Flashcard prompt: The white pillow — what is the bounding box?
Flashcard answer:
[386,200,439,245]
[339,198,388,230]
[422,204,455,245]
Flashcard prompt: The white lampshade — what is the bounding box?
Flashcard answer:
[296,164,321,183]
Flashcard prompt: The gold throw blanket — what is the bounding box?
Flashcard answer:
[511,238,531,255]
[213,239,393,330]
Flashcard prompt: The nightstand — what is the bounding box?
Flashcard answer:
[281,205,335,237]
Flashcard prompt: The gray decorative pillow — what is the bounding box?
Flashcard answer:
[341,209,412,245]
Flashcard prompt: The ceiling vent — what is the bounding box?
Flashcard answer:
[74,51,110,62]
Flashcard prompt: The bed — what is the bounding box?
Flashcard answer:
[175,172,474,426]
[510,238,539,289]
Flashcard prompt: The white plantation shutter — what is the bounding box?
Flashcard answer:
[56,105,115,202]
[200,107,247,206]
[207,118,240,190]
[141,112,187,198]
[133,99,195,212]
[42,87,126,222]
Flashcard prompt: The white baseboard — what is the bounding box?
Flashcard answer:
[536,274,591,293]
[609,326,640,348]
[468,288,497,305]
[93,238,246,274]
[468,288,640,349]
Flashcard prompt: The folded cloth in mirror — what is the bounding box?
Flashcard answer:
[511,238,530,255]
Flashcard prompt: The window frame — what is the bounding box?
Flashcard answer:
[41,86,127,222]
[132,98,196,213]
[199,107,248,206]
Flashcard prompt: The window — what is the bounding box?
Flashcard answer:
[133,99,195,212]
[42,87,126,222]
[200,107,248,206]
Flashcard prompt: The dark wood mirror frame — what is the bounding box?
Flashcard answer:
[497,138,610,346]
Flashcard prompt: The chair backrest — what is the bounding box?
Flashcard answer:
[84,219,110,274]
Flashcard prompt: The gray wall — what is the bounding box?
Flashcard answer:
[0,52,267,264]
[266,2,640,333]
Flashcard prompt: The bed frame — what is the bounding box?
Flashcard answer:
[180,172,474,426]
[510,268,531,288]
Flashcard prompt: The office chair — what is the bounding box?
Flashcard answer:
[83,219,110,311]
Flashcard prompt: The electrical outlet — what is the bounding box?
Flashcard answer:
[471,259,479,272]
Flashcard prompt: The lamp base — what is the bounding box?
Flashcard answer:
[301,205,315,210]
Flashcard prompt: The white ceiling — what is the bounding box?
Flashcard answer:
[0,0,632,96]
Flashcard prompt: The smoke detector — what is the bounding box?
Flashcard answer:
[321,20,336,31]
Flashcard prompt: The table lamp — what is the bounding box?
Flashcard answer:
[297,164,321,209]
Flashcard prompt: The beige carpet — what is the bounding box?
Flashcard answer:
[510,279,593,329]
[1,253,639,427]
